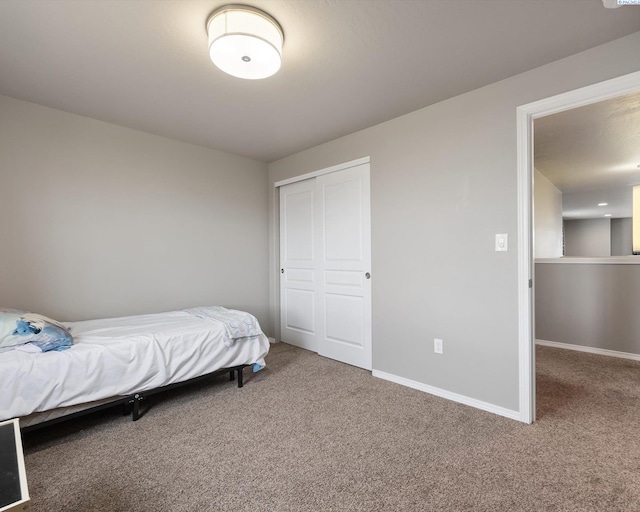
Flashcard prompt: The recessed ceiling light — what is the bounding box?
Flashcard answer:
[604,214,612,217]
[598,202,608,206]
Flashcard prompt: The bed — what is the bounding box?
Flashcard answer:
[0,306,270,430]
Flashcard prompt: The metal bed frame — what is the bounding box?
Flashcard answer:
[21,364,249,432]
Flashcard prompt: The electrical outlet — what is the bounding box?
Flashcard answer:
[434,338,443,354]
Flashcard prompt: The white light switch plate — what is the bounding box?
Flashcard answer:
[495,233,508,252]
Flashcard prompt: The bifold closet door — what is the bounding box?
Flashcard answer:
[279,163,371,370]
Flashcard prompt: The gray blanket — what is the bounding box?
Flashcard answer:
[183,306,262,346]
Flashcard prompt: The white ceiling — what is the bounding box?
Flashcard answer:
[535,90,640,219]
[1,0,640,163]
[561,187,633,219]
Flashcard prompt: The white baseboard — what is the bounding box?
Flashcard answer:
[536,339,640,361]
[372,369,522,422]
[268,337,277,344]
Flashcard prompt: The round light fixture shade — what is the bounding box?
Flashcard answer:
[207,5,283,80]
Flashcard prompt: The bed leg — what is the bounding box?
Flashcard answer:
[132,394,143,421]
[237,367,244,388]
[230,370,235,382]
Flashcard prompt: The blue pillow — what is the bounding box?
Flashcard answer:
[0,310,73,352]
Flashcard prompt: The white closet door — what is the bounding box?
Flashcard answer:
[279,162,371,370]
[316,163,371,370]
[280,178,318,351]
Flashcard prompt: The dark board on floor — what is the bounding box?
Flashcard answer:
[0,419,29,511]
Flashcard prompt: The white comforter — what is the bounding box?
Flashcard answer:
[0,309,269,422]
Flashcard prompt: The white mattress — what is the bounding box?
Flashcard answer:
[0,309,269,423]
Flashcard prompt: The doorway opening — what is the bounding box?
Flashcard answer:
[517,70,640,423]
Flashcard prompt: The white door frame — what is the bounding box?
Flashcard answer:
[517,70,640,424]
[274,156,370,188]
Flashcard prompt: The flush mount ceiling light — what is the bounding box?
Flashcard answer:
[206,5,284,80]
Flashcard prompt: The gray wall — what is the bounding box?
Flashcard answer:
[268,32,640,413]
[562,217,633,257]
[536,262,640,354]
[564,218,611,257]
[534,169,563,258]
[611,217,633,256]
[0,95,270,328]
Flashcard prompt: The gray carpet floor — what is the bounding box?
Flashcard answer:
[22,343,640,511]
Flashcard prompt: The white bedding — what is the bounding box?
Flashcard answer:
[0,309,269,423]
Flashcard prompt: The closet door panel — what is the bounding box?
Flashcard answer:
[279,179,318,351]
[316,163,372,370]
